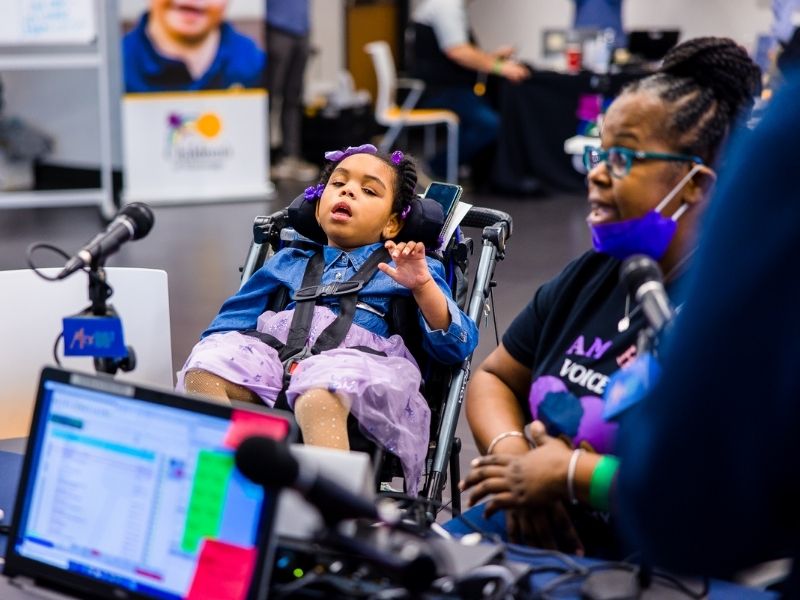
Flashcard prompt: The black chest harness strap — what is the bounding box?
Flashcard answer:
[241,246,392,409]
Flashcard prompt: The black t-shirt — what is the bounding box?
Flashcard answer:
[504,251,652,557]
[504,251,649,455]
[408,22,478,90]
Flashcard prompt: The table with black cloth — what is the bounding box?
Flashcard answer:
[492,68,646,195]
[444,508,777,599]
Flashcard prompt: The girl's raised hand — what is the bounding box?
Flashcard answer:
[379,240,432,291]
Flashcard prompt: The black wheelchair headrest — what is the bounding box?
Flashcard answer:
[287,193,445,248]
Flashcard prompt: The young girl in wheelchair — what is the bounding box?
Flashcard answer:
[178,144,478,494]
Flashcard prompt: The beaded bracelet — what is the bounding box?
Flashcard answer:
[589,455,620,512]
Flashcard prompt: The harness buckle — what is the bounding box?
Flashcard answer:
[281,342,314,386]
[293,280,364,301]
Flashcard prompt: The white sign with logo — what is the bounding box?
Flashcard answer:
[122,89,273,204]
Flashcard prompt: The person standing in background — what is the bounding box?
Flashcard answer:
[123,0,265,93]
[266,0,319,182]
[409,0,529,183]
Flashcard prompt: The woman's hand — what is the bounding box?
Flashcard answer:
[379,240,432,291]
[459,421,583,553]
[459,421,573,514]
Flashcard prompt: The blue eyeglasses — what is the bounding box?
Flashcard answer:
[583,146,704,178]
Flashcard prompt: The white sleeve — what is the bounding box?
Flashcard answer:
[413,0,470,50]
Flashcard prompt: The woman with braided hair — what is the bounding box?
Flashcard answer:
[178,145,478,494]
[457,37,761,555]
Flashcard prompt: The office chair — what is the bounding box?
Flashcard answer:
[364,40,459,184]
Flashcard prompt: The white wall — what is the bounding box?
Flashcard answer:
[467,0,773,64]
[0,0,774,169]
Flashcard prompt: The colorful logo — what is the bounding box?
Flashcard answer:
[167,111,223,146]
[165,111,232,169]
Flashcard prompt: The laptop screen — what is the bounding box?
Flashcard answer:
[5,367,292,600]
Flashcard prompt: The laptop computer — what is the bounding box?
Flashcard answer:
[2,366,295,600]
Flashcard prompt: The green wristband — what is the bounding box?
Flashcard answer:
[589,455,620,512]
[492,58,504,75]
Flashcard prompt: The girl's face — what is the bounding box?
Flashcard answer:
[316,153,403,251]
[150,0,228,44]
[586,91,700,226]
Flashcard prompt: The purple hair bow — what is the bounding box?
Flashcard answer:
[304,183,325,201]
[324,144,378,162]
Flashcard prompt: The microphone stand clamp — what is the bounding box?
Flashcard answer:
[84,259,136,376]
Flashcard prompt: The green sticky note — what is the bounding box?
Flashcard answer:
[181,450,234,553]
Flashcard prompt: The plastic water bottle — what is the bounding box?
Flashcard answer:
[601,28,616,73]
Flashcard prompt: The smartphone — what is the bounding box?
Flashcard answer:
[423,182,463,219]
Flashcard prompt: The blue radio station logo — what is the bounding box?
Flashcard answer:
[63,316,127,358]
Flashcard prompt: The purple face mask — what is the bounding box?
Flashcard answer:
[590,165,702,261]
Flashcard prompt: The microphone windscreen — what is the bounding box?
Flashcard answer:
[120,202,155,239]
[235,435,298,488]
[620,254,664,296]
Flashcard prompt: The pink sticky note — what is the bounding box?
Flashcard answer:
[223,409,290,449]
[186,539,257,600]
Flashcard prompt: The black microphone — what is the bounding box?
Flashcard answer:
[57,202,154,279]
[620,254,674,332]
[236,436,439,591]
[235,435,397,526]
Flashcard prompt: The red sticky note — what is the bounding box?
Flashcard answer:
[223,409,290,449]
[186,539,257,600]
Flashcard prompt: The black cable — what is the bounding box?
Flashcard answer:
[537,569,585,600]
[437,496,453,514]
[25,242,74,281]
[646,568,709,599]
[26,243,73,365]
[353,483,706,599]
[377,490,454,518]
[504,543,588,574]
[537,560,710,600]
[52,332,63,367]
[271,573,324,599]
[448,509,504,545]
[489,286,500,346]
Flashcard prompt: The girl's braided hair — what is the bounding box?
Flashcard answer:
[623,37,762,164]
[316,149,418,217]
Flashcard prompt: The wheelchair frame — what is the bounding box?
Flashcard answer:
[239,202,513,518]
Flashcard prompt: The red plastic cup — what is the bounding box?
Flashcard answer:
[566,44,582,74]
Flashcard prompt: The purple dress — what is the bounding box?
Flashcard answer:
[177,306,431,494]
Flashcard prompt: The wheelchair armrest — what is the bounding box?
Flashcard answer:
[252,209,289,245]
[240,210,290,286]
[461,206,513,256]
[461,206,512,236]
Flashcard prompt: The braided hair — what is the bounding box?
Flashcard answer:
[316,149,418,218]
[623,37,762,164]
